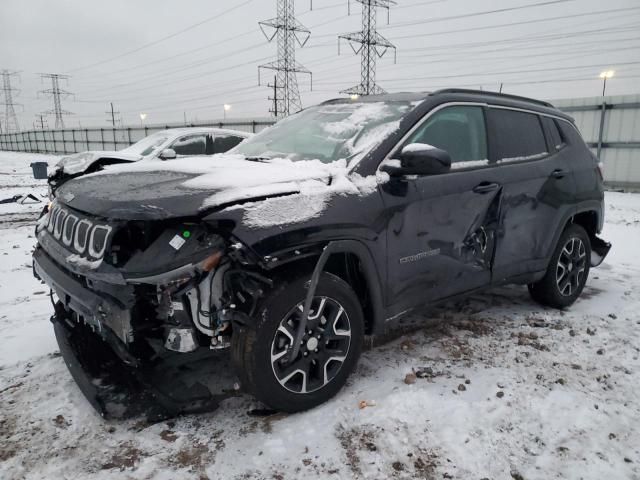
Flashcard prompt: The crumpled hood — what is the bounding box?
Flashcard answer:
[55,151,142,176]
[55,154,335,220]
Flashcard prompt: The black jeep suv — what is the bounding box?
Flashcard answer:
[33,89,610,414]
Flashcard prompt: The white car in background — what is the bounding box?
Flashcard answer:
[47,127,252,193]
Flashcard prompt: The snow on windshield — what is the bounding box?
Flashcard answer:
[121,132,169,156]
[233,101,410,165]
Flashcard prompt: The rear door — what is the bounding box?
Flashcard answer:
[381,104,502,315]
[210,134,246,154]
[486,107,576,282]
[170,134,210,157]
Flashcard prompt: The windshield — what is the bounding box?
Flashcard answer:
[233,101,413,164]
[121,132,170,156]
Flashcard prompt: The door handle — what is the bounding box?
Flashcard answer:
[473,182,500,194]
[551,169,566,179]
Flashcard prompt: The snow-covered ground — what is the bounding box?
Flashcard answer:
[0,151,639,480]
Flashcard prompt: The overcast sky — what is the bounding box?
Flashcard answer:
[1,0,639,129]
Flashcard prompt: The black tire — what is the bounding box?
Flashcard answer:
[529,224,591,309]
[231,272,364,412]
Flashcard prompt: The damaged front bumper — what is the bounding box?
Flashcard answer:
[32,209,255,418]
[51,309,238,420]
[34,247,240,419]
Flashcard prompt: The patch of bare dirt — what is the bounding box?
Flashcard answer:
[101,442,146,471]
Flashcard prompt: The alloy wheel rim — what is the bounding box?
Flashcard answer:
[270,296,351,394]
[556,237,587,297]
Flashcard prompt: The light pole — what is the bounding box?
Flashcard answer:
[596,71,614,161]
[599,70,615,97]
[223,104,231,120]
[139,113,147,127]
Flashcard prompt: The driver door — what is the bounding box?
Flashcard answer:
[381,105,502,315]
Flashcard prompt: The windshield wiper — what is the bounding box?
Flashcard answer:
[244,156,271,163]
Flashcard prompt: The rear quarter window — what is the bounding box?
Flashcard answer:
[487,108,548,163]
[541,116,564,152]
[212,135,245,154]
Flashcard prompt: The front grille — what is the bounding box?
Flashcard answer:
[46,204,114,260]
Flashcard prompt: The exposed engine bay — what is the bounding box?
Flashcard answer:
[33,200,274,418]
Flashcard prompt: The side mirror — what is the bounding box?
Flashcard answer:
[159,148,177,160]
[381,143,451,176]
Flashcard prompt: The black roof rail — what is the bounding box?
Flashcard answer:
[432,88,554,108]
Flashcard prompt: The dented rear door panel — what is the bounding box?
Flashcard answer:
[490,145,577,283]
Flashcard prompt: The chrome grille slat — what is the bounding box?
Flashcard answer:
[74,219,91,254]
[62,215,78,246]
[45,205,113,260]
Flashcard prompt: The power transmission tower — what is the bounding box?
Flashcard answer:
[39,73,73,129]
[34,114,48,130]
[339,0,397,96]
[259,0,312,118]
[105,102,121,126]
[0,70,21,132]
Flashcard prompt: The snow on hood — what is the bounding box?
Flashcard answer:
[89,153,386,225]
[226,168,382,229]
[55,151,142,175]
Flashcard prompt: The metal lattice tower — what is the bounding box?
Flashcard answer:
[39,73,73,129]
[0,70,21,133]
[339,0,397,96]
[259,0,312,118]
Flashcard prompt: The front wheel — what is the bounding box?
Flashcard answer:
[231,272,364,412]
[529,224,591,308]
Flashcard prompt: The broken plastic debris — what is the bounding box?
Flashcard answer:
[404,372,417,385]
[358,400,376,409]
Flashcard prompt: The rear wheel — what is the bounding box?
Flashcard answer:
[232,272,364,412]
[529,224,591,308]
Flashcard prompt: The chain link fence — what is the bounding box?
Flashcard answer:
[0,119,275,154]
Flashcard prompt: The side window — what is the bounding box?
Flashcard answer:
[171,135,207,156]
[541,116,564,152]
[487,108,548,163]
[403,105,488,169]
[211,135,245,154]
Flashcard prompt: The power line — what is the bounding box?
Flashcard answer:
[399,22,640,54]
[379,0,576,31]
[339,0,397,96]
[72,30,259,80]
[391,5,640,42]
[67,1,255,73]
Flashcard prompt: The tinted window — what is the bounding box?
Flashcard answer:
[212,135,244,154]
[172,135,207,156]
[488,109,547,162]
[541,116,563,151]
[404,105,487,168]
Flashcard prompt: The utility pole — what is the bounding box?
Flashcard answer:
[339,0,397,96]
[39,73,73,129]
[259,0,312,119]
[105,102,120,127]
[0,70,21,132]
[267,75,284,118]
[34,114,48,130]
